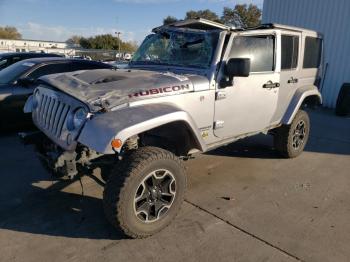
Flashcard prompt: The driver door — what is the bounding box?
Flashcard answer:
[214,32,280,138]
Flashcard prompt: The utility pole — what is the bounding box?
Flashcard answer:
[115,31,122,60]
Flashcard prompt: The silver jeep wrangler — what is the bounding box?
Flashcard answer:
[24,19,322,238]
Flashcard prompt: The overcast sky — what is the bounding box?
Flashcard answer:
[0,0,264,43]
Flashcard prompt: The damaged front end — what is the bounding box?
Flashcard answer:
[22,83,123,180]
[19,131,115,180]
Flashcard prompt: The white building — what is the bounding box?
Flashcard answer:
[263,0,350,108]
[0,38,75,56]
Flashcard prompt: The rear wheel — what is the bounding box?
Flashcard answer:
[274,110,310,158]
[103,147,186,238]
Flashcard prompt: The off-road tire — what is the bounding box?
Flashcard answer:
[335,83,350,116]
[103,146,186,238]
[274,110,310,158]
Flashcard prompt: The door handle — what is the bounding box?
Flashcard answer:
[288,77,298,84]
[263,81,280,89]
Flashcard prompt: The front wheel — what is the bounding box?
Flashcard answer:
[274,110,310,158]
[103,147,186,238]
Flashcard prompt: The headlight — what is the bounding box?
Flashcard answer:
[73,108,87,127]
[67,107,88,130]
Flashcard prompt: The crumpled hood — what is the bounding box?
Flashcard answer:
[39,68,208,111]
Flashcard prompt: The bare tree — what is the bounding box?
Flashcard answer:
[66,35,83,46]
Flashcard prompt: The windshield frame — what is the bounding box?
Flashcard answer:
[130,28,221,71]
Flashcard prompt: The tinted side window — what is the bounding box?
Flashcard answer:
[303,37,322,68]
[230,35,275,72]
[12,56,22,63]
[281,35,299,70]
[70,62,108,71]
[28,63,71,79]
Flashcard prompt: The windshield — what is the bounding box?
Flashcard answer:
[131,30,219,69]
[0,60,36,84]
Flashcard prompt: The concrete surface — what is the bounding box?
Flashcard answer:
[0,108,349,262]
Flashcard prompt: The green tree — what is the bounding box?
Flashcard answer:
[78,37,92,49]
[0,26,22,39]
[68,34,138,52]
[163,16,179,25]
[221,4,261,28]
[88,34,119,49]
[185,9,221,22]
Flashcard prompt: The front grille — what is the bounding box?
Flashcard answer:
[35,93,71,138]
[32,85,86,151]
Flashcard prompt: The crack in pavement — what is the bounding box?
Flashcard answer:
[185,199,305,262]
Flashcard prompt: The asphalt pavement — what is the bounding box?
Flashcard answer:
[0,108,349,262]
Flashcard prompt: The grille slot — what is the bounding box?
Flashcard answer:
[35,93,71,138]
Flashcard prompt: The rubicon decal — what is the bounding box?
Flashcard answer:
[128,84,192,98]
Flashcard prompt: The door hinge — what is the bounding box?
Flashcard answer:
[216,91,226,100]
[214,120,225,129]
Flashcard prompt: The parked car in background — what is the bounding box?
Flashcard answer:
[0,52,62,71]
[124,53,132,61]
[0,57,114,129]
[71,55,92,60]
[115,53,133,61]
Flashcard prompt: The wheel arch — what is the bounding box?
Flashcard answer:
[78,103,206,155]
[281,85,322,125]
[137,120,204,156]
[302,94,322,108]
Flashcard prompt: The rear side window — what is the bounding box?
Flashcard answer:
[28,63,70,79]
[303,37,322,68]
[230,35,275,72]
[281,35,299,70]
[70,62,109,71]
[12,56,21,63]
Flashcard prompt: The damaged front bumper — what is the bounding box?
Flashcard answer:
[19,131,112,179]
[19,131,79,179]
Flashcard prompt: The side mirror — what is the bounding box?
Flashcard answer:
[220,58,251,88]
[17,77,35,87]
